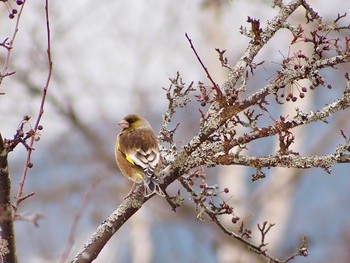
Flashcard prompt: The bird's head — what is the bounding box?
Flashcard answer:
[118,114,150,131]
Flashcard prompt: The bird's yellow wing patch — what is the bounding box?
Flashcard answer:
[123,152,143,181]
[125,153,135,165]
[135,172,143,180]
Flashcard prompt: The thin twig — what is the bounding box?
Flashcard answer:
[60,178,101,263]
[13,0,53,212]
[185,33,219,89]
[0,2,26,87]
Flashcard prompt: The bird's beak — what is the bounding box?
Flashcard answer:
[118,119,129,129]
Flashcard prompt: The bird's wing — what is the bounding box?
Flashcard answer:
[125,146,159,179]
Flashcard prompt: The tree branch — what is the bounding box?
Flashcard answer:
[223,0,305,95]
[71,190,145,263]
[72,1,350,262]
[13,0,53,212]
[216,153,350,171]
[0,1,26,90]
[0,134,17,263]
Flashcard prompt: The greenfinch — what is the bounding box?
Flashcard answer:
[115,114,165,197]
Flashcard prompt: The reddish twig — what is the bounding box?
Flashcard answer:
[185,33,219,90]
[14,191,35,204]
[258,221,275,250]
[0,1,26,88]
[13,0,53,212]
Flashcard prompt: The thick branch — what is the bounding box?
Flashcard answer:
[71,191,145,263]
[72,156,198,262]
[216,153,350,169]
[0,134,17,263]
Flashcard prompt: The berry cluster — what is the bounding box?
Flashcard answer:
[1,0,24,19]
[280,85,308,102]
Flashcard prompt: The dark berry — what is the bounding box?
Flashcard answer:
[12,9,18,14]
[292,96,297,102]
[232,216,239,224]
[9,13,14,19]
[301,87,307,92]
[299,93,305,98]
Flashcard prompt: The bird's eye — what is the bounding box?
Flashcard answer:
[129,117,138,123]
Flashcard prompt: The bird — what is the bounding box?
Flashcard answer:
[115,114,165,198]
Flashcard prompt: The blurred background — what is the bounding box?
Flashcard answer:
[0,0,350,262]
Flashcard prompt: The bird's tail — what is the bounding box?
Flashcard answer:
[143,178,165,197]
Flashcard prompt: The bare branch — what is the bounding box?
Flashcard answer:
[13,0,53,212]
[0,1,26,89]
[185,33,220,91]
[71,189,146,263]
[223,0,304,95]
